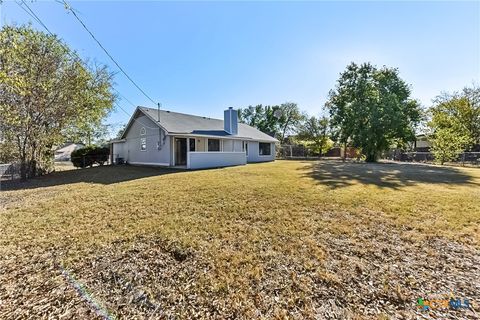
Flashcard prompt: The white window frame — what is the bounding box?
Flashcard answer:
[207,138,221,152]
[140,137,147,151]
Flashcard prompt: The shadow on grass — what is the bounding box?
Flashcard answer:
[0,165,184,191]
[301,160,479,189]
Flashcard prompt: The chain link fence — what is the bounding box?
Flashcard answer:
[277,145,360,160]
[1,153,119,186]
[277,145,315,159]
[0,163,21,182]
[384,151,480,166]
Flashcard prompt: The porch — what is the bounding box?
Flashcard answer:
[172,136,247,169]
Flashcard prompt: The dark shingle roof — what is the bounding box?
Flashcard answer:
[139,107,278,142]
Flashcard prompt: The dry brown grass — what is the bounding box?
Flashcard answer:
[1,160,479,319]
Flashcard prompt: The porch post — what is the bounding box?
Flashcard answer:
[172,137,175,166]
[187,137,191,169]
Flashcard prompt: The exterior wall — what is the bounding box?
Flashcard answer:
[112,142,126,162]
[416,139,431,149]
[189,152,246,169]
[407,138,431,151]
[123,114,171,166]
[246,141,275,163]
[195,137,207,152]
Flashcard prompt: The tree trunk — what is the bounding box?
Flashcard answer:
[18,136,28,180]
[29,159,37,177]
[20,157,28,180]
[319,128,326,158]
[29,143,37,178]
[365,153,377,162]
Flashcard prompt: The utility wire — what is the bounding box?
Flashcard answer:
[20,0,157,108]
[61,0,157,106]
[19,0,82,65]
[114,102,160,130]
[15,1,163,136]
[19,0,54,36]
[115,91,137,109]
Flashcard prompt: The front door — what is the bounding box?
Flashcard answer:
[175,138,187,166]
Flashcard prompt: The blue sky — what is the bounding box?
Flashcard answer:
[2,1,479,130]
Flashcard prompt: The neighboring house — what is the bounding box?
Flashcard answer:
[111,107,278,169]
[54,143,85,161]
[408,134,432,152]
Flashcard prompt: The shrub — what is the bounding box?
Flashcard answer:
[71,145,110,168]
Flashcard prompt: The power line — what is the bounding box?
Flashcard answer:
[115,91,137,109]
[19,0,136,111]
[61,0,157,106]
[18,0,82,65]
[17,0,132,108]
[18,0,54,36]
[17,0,169,148]
[15,1,156,128]
[19,0,158,110]
[114,102,159,130]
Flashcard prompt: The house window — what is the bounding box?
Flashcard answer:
[259,142,271,156]
[140,127,146,135]
[140,138,147,151]
[208,139,220,151]
[189,138,196,152]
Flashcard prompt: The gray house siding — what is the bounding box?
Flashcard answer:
[189,152,246,169]
[123,114,170,166]
[246,141,275,163]
[111,107,278,169]
[112,142,125,161]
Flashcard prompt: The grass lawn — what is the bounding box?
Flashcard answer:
[1,160,479,319]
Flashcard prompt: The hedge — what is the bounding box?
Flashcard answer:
[71,146,109,168]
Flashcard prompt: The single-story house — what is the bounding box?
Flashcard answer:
[110,107,278,169]
[54,142,85,161]
[408,134,432,152]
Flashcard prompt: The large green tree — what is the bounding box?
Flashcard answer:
[0,25,115,179]
[238,102,305,141]
[297,116,332,156]
[238,104,279,137]
[276,102,304,143]
[428,85,480,164]
[326,62,421,162]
